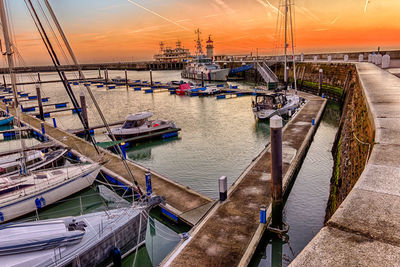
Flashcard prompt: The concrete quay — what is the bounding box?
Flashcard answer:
[161,91,327,266]
[291,63,400,266]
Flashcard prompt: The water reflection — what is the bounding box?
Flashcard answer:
[126,137,180,161]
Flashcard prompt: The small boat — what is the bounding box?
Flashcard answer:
[0,110,13,126]
[176,83,191,95]
[0,148,68,176]
[0,196,165,266]
[198,86,221,96]
[252,92,300,120]
[0,163,101,223]
[108,112,177,140]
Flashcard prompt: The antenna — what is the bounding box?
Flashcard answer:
[194,28,203,56]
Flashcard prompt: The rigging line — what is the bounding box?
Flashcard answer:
[289,0,297,91]
[25,0,100,154]
[36,0,72,68]
[42,0,142,193]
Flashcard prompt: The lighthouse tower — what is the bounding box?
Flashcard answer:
[206,35,214,59]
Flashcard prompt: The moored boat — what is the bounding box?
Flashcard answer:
[252,92,300,120]
[0,163,101,223]
[108,112,178,140]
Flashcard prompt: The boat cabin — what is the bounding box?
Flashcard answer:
[253,93,288,110]
[122,112,153,129]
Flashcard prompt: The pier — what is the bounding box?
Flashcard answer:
[161,91,326,266]
[291,63,400,265]
[0,102,212,226]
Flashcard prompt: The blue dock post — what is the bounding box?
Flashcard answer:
[52,117,57,128]
[260,205,266,224]
[219,176,227,201]
[6,105,8,115]
[145,171,152,196]
[120,142,126,159]
[41,122,45,135]
[312,118,315,126]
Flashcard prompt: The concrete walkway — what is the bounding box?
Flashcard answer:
[291,63,400,266]
[161,92,326,266]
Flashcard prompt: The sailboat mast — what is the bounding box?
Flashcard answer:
[284,0,288,84]
[0,0,27,173]
[289,0,297,92]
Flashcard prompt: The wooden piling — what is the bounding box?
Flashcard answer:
[37,72,41,83]
[36,84,44,121]
[270,115,283,229]
[150,69,153,86]
[201,72,204,87]
[125,69,128,90]
[2,75,6,88]
[79,90,89,140]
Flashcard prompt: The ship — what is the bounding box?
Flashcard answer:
[154,41,192,62]
[181,30,230,81]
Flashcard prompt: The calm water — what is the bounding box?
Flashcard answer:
[5,70,340,266]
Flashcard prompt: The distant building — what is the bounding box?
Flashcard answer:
[153,41,192,62]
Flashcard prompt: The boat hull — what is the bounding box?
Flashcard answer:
[0,116,14,126]
[108,125,177,140]
[253,95,300,120]
[181,68,231,81]
[0,164,101,223]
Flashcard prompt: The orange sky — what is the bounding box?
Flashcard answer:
[4,0,400,65]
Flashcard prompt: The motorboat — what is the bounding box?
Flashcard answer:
[108,112,178,140]
[0,163,101,223]
[198,86,221,96]
[252,91,300,120]
[0,110,13,126]
[181,57,230,81]
[0,196,165,266]
[0,148,68,176]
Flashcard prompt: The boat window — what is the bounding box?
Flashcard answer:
[51,170,64,175]
[34,174,48,179]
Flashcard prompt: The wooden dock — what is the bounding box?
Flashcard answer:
[0,103,212,226]
[161,91,327,266]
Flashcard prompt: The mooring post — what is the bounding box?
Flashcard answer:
[6,105,9,115]
[145,171,152,196]
[270,115,283,229]
[318,68,323,96]
[150,69,153,86]
[120,142,126,159]
[98,68,101,79]
[41,122,45,135]
[260,205,266,224]
[201,71,204,87]
[105,69,108,84]
[51,118,57,128]
[125,69,128,90]
[2,75,6,88]
[37,72,41,83]
[80,90,89,140]
[36,84,44,121]
[219,176,227,201]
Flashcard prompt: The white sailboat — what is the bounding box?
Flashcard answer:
[0,0,103,224]
[252,0,300,120]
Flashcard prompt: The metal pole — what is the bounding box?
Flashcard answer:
[0,0,27,172]
[201,71,204,87]
[150,69,153,86]
[270,115,283,229]
[289,0,297,92]
[36,84,44,121]
[284,0,288,84]
[318,69,323,96]
[2,75,6,88]
[125,69,128,90]
[37,72,41,83]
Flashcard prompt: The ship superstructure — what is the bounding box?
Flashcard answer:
[154,41,192,62]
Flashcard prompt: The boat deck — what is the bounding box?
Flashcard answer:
[0,102,212,225]
[161,91,327,266]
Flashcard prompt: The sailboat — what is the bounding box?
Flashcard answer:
[252,0,300,120]
[0,0,103,223]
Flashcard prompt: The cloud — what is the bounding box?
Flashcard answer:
[213,0,236,14]
[364,0,369,13]
[255,0,283,16]
[296,6,321,22]
[330,16,340,25]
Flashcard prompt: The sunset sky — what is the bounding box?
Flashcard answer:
[3,0,400,65]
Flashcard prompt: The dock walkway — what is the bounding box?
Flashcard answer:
[162,92,326,266]
[1,103,212,225]
[291,63,400,266]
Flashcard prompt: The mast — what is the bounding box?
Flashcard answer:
[0,0,27,173]
[194,28,203,56]
[284,0,288,85]
[42,0,141,193]
[289,0,297,92]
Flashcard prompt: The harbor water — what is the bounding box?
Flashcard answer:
[3,70,340,266]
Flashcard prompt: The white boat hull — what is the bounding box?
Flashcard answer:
[182,68,231,81]
[253,94,300,120]
[0,164,101,223]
